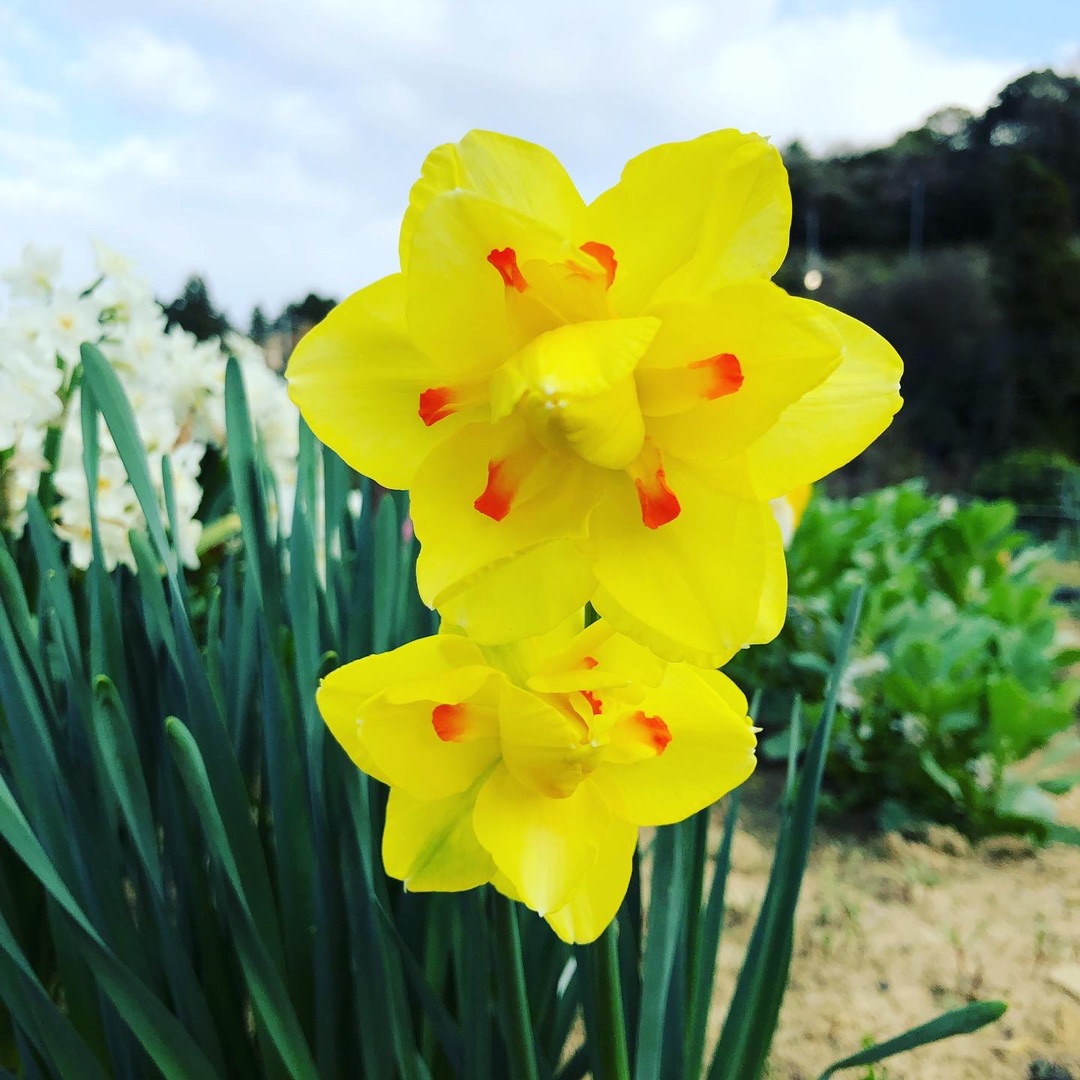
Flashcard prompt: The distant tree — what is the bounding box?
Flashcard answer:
[163,276,231,342]
[971,71,1080,209]
[283,294,336,331]
[249,306,269,345]
[992,153,1080,456]
[819,249,1008,487]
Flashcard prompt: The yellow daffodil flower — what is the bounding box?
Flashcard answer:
[317,615,755,944]
[288,130,902,665]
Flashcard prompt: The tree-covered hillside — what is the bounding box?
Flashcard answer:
[777,70,1080,497]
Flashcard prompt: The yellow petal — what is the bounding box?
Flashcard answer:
[491,317,659,469]
[319,635,491,706]
[638,287,841,473]
[590,463,786,667]
[590,667,756,826]
[432,539,596,645]
[494,317,660,413]
[481,610,587,685]
[400,131,587,271]
[286,274,459,490]
[526,623,666,695]
[585,130,790,315]
[497,682,589,799]
[406,191,575,381]
[749,512,787,646]
[544,817,637,944]
[411,423,602,642]
[473,764,610,917]
[315,676,391,786]
[383,783,495,892]
[734,305,904,498]
[359,695,502,801]
[693,667,751,716]
[317,637,501,796]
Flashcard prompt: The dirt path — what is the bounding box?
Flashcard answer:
[708,773,1080,1079]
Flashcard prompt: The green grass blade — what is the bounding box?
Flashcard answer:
[0,906,110,1080]
[24,500,82,681]
[128,530,183,671]
[452,893,493,1080]
[709,587,864,1080]
[0,768,222,1079]
[89,676,163,896]
[815,1001,1007,1079]
[257,643,317,1039]
[223,358,284,632]
[165,717,320,1080]
[783,694,802,808]
[79,342,174,574]
[372,495,401,655]
[684,790,741,1079]
[634,824,688,1080]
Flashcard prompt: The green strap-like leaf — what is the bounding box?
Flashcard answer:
[0,906,110,1080]
[89,676,163,896]
[683,790,741,1079]
[709,588,864,1080]
[634,824,688,1080]
[79,342,175,574]
[165,717,320,1080]
[815,1000,1007,1079]
[0,769,221,1079]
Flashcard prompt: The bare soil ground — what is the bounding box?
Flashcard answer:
[707,770,1080,1080]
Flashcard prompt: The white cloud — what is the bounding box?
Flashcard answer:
[666,7,1016,152]
[0,0,1053,319]
[72,25,218,114]
[0,59,60,117]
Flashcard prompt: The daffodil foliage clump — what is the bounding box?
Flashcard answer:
[728,482,1080,839]
[0,243,299,570]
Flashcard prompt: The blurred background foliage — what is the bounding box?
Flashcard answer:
[772,69,1080,503]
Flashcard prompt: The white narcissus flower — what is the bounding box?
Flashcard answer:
[2,241,302,573]
[0,346,63,449]
[160,330,228,446]
[33,289,102,367]
[1,244,62,301]
[54,424,142,572]
[966,754,995,792]
[1,427,49,533]
[91,239,135,281]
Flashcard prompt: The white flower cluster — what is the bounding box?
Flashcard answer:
[966,754,996,792]
[0,243,300,571]
[890,712,928,747]
[836,651,890,711]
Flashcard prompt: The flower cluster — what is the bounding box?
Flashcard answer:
[0,243,300,569]
[322,615,754,942]
[289,130,903,941]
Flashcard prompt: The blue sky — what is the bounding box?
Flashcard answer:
[1,0,1076,322]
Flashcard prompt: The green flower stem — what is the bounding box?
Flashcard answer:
[493,895,540,1080]
[584,920,631,1080]
[685,810,709,992]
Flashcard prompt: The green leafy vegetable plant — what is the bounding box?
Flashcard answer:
[728,481,1080,838]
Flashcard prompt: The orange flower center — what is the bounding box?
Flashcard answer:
[419,241,744,533]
